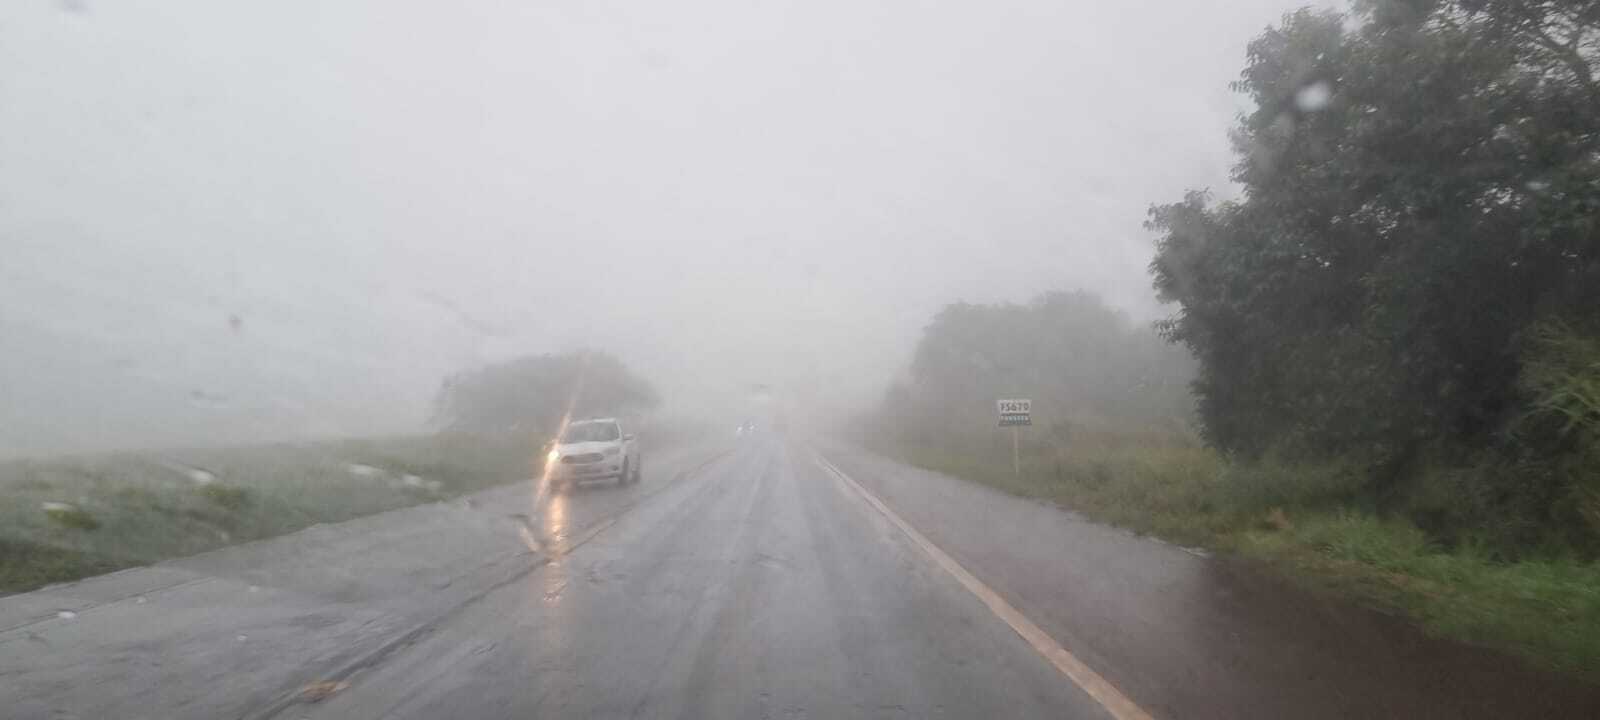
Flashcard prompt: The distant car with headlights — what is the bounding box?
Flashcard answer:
[546,418,639,491]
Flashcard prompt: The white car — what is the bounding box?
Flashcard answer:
[546,418,640,491]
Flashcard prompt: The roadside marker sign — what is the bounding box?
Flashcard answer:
[997,398,1031,478]
[997,398,1032,427]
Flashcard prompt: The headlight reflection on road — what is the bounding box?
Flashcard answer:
[545,491,568,545]
[540,492,570,606]
[532,484,570,616]
[521,433,567,555]
[524,433,570,554]
[531,386,584,613]
[526,445,571,612]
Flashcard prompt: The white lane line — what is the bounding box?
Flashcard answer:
[815,453,1155,720]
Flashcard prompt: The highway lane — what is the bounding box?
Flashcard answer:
[299,435,1115,719]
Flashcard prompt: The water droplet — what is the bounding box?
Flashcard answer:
[1526,179,1550,192]
[135,596,149,604]
[1295,81,1332,112]
[188,469,216,485]
[236,634,249,642]
[41,501,74,512]
[57,610,78,620]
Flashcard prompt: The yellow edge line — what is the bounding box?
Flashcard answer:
[816,453,1155,720]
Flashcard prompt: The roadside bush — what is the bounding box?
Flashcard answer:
[1514,321,1600,553]
[43,504,100,531]
[1518,321,1600,445]
[1291,512,1436,567]
[1216,453,1373,518]
[198,483,251,511]
[0,539,120,590]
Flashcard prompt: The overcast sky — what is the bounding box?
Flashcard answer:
[0,0,1334,455]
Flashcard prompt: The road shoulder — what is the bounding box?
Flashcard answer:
[820,443,1600,719]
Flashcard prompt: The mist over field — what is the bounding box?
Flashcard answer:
[2,0,1326,456]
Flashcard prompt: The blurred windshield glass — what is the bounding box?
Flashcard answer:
[4,1,1598,717]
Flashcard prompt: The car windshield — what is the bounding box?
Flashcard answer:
[7,1,1599,718]
[561,423,620,443]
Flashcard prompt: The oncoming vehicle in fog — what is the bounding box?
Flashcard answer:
[546,418,640,492]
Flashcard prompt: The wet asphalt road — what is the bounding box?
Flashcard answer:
[298,436,1110,719]
[5,433,1599,719]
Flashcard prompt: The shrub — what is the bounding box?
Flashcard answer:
[1505,320,1600,554]
[44,504,100,531]
[198,483,251,511]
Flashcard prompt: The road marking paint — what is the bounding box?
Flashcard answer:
[816,453,1155,720]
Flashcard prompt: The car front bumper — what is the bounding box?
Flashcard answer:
[550,462,623,480]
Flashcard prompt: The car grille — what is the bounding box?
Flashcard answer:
[561,453,604,464]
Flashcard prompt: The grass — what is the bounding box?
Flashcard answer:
[0,539,124,591]
[1240,514,1600,677]
[875,432,1600,682]
[0,432,540,595]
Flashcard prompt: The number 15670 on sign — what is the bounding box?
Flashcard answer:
[997,398,1031,426]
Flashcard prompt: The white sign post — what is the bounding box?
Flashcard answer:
[997,399,1031,477]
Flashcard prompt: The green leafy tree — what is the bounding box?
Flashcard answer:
[1148,1,1600,479]
[433,350,659,434]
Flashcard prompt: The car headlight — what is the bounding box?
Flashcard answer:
[602,446,621,457]
[547,449,560,462]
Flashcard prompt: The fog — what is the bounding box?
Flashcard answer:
[1,0,1329,456]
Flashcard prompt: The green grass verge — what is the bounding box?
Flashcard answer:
[0,432,539,595]
[877,438,1600,682]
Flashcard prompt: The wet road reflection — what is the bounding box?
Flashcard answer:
[545,491,569,548]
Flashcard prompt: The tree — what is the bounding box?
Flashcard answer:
[432,350,659,434]
[1148,1,1600,474]
[882,291,1195,444]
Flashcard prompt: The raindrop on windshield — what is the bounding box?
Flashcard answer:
[1295,81,1332,112]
